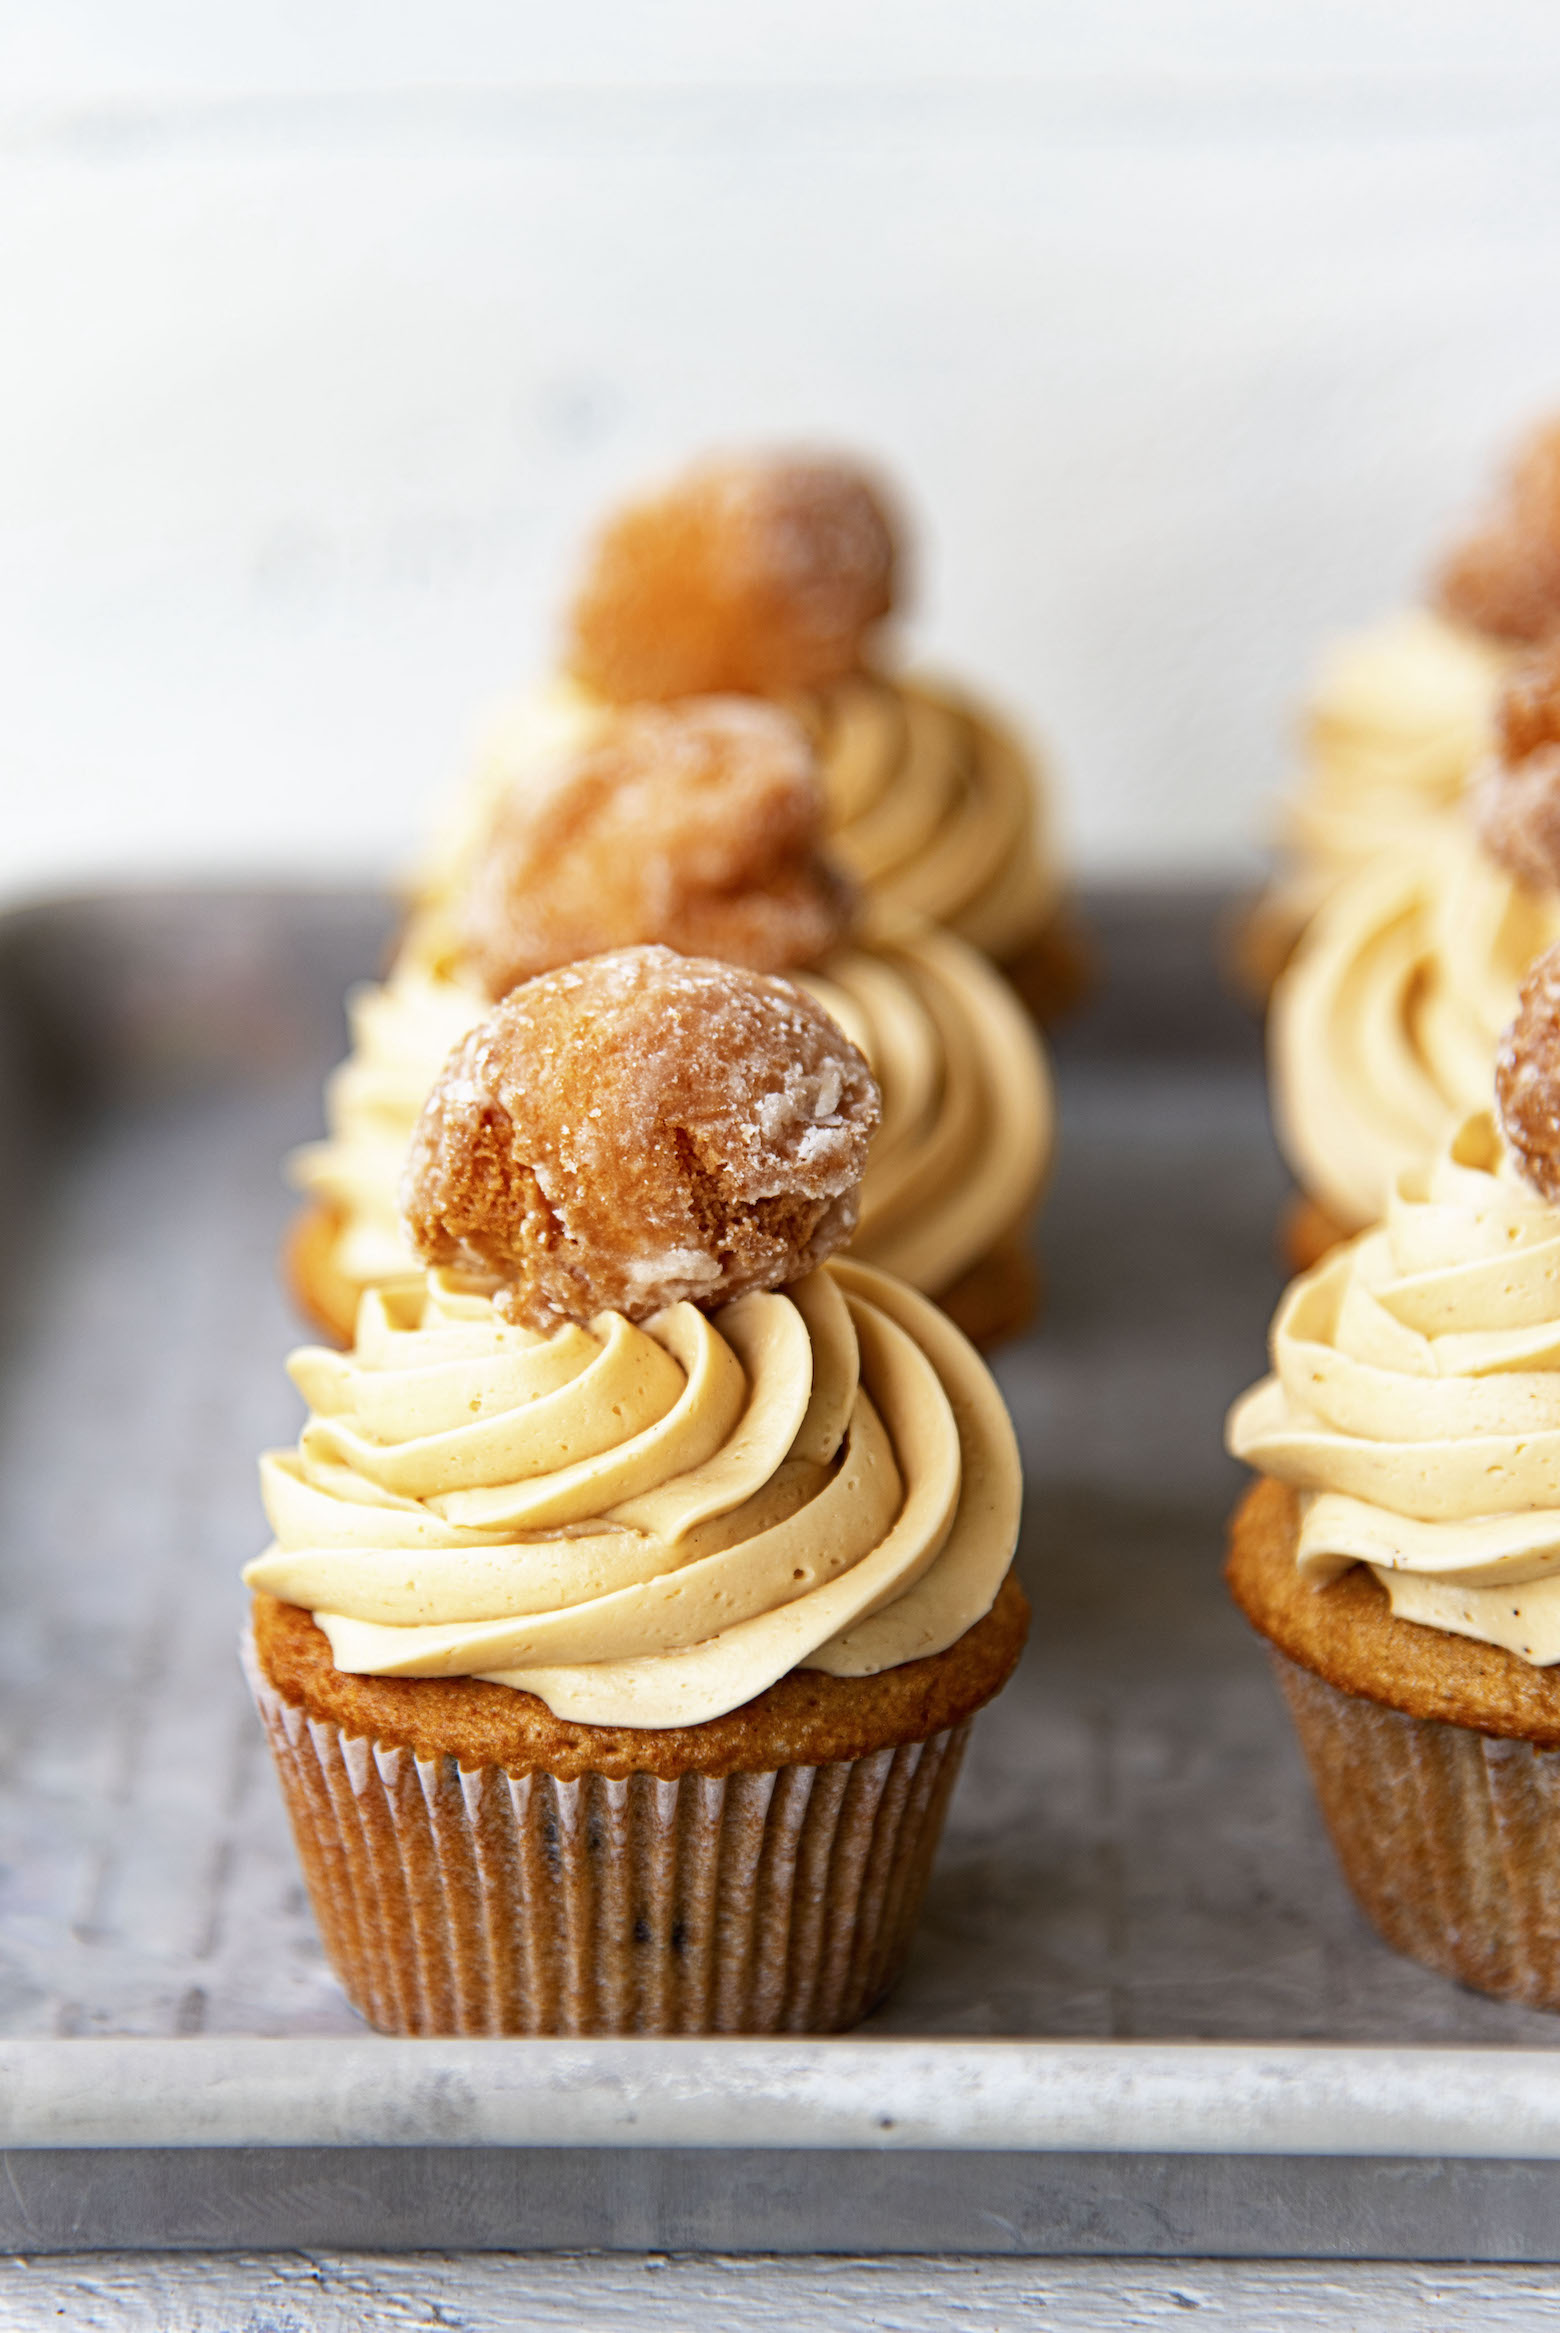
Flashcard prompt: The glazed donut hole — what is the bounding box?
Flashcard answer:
[1474,640,1560,893]
[1497,637,1560,764]
[454,698,855,997]
[1437,419,1560,644]
[1497,941,1560,1202]
[565,454,901,702]
[401,946,881,1331]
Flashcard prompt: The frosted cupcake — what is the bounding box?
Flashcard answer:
[1228,949,1560,2010]
[1269,637,1560,1271]
[1242,416,1560,990]
[291,697,1052,1349]
[419,451,1079,1016]
[247,948,1028,2036]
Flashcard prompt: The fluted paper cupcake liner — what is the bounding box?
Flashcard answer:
[1273,1647,1560,2010]
[244,1631,968,2036]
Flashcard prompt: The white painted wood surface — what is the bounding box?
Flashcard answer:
[5,2253,1560,2329]
[5,3,1560,896]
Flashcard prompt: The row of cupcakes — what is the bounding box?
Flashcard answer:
[1247,416,1560,1266]
[1230,412,1560,2011]
[289,455,1062,1353]
[1243,419,1560,989]
[245,453,1057,2035]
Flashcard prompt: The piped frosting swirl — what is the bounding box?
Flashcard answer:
[246,1256,1021,1726]
[787,673,1057,960]
[1250,610,1508,960]
[427,663,1056,970]
[1269,819,1560,1231]
[292,921,1051,1323]
[1229,1112,1560,1664]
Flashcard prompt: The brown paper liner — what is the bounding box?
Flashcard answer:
[1272,1647,1560,2011]
[244,1630,969,2036]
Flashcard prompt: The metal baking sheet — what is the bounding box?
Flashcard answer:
[4,882,1560,2257]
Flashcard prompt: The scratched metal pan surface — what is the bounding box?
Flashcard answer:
[4,883,1560,2259]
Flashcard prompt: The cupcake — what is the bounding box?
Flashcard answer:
[420,450,1081,1017]
[1227,949,1560,2009]
[246,948,1028,2036]
[1269,636,1560,1273]
[1240,415,1560,993]
[291,697,1053,1350]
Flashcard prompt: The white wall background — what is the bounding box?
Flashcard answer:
[6,0,1560,900]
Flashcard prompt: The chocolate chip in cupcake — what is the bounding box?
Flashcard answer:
[566,453,901,701]
[401,945,881,1329]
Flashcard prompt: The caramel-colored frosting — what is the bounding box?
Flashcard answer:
[429,673,1057,966]
[786,673,1057,960]
[292,920,1052,1317]
[1257,610,1509,945]
[795,926,1051,1291]
[1269,819,1560,1231]
[1229,1113,1560,1664]
[292,955,491,1296]
[245,1257,1021,1727]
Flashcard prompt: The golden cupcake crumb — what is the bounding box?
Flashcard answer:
[456,698,853,995]
[1228,1477,1560,1743]
[401,945,881,1328]
[567,454,899,701]
[251,1576,1029,1780]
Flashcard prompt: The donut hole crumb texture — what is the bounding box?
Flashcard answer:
[566,454,900,702]
[1496,938,1560,1204]
[456,697,854,995]
[1474,638,1560,893]
[401,946,882,1329]
[1438,418,1560,645]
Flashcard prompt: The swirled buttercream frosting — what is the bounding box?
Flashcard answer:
[292,920,1052,1317]
[245,1256,1021,1727]
[428,672,1057,968]
[1253,610,1508,952]
[1269,819,1560,1231]
[1229,1112,1560,1663]
[786,672,1057,960]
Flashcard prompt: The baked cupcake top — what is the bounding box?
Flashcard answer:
[291,702,1053,1320]
[252,952,1022,1726]
[1233,943,1560,1664]
[1269,641,1560,1232]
